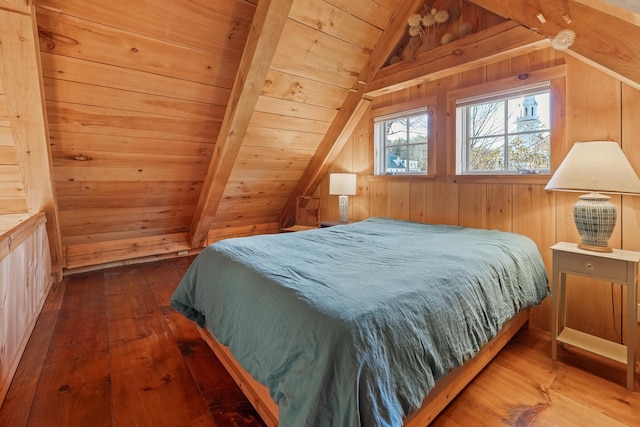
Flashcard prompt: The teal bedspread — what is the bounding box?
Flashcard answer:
[171,217,549,426]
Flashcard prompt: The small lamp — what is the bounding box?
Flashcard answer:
[545,141,640,252]
[329,173,357,223]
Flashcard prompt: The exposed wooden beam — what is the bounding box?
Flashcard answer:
[190,0,294,247]
[0,5,63,279]
[278,0,425,228]
[573,0,640,25]
[0,0,31,14]
[366,21,549,97]
[466,0,640,88]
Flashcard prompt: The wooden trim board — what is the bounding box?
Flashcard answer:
[0,212,45,259]
[404,309,529,426]
[198,327,279,427]
[199,309,531,425]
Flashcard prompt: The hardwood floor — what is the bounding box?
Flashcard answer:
[1,257,638,426]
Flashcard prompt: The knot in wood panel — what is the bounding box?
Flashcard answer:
[37,29,79,50]
[68,154,92,161]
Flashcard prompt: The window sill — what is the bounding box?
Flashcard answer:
[367,174,551,185]
[448,174,550,185]
[368,174,436,182]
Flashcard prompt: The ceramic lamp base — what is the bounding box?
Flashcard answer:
[338,195,349,223]
[573,192,615,253]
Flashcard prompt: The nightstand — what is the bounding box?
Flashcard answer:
[317,220,350,228]
[550,242,639,390]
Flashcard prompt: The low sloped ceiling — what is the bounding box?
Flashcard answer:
[197,0,433,244]
[35,0,420,269]
[198,0,396,236]
[36,0,255,268]
[26,0,640,270]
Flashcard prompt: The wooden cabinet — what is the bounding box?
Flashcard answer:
[550,242,639,390]
[1,213,53,405]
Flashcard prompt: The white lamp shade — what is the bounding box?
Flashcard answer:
[545,141,640,194]
[329,173,357,195]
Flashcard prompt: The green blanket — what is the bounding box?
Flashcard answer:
[171,217,549,426]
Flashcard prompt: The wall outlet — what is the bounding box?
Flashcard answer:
[177,250,189,256]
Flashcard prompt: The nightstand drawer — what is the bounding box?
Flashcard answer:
[558,251,627,282]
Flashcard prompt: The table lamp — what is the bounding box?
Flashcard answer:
[329,173,356,223]
[545,141,640,252]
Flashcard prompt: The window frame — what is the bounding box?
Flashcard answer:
[446,65,566,183]
[457,82,551,175]
[372,99,435,177]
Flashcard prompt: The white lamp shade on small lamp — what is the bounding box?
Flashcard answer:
[329,173,357,196]
[329,173,357,223]
[545,141,640,252]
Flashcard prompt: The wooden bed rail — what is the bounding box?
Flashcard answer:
[198,327,279,427]
[404,309,529,425]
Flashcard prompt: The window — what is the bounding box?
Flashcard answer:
[456,82,551,175]
[374,108,429,175]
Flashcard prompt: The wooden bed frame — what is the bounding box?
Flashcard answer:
[198,308,531,426]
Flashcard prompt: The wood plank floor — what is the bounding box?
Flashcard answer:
[1,257,639,426]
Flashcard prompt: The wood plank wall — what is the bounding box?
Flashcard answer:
[319,47,640,349]
[0,71,28,217]
[35,0,256,248]
[0,213,53,404]
[0,3,63,277]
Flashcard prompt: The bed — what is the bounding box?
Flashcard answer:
[171,217,549,426]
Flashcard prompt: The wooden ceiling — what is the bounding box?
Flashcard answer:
[1,0,640,273]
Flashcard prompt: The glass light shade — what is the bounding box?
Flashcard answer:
[545,141,640,252]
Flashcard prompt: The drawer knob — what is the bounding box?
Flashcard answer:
[586,263,593,270]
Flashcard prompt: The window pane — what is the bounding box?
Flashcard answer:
[457,83,552,175]
[508,93,550,133]
[375,110,429,175]
[468,137,504,171]
[508,132,551,171]
[408,115,428,143]
[469,102,504,137]
[386,147,408,173]
[385,120,408,145]
[408,144,428,172]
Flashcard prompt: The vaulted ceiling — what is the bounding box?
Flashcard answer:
[1,0,639,274]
